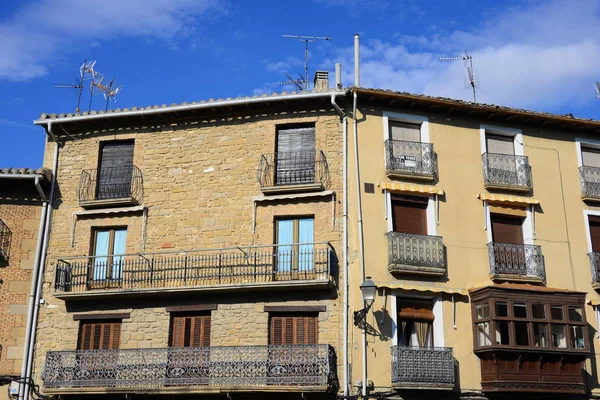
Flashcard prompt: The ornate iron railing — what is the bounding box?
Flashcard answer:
[0,219,11,265]
[384,140,437,178]
[78,165,143,204]
[42,344,337,390]
[54,242,334,294]
[579,166,600,199]
[257,151,330,189]
[391,346,454,386]
[589,252,600,285]
[482,153,531,190]
[387,232,445,273]
[488,242,545,280]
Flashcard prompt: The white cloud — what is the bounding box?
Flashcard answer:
[0,0,225,81]
[321,0,600,112]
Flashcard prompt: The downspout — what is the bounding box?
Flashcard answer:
[331,89,348,397]
[353,33,368,398]
[20,121,58,400]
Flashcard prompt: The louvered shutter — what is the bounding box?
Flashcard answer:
[590,216,600,252]
[78,321,121,350]
[391,195,428,235]
[491,214,524,244]
[170,313,211,347]
[582,148,600,168]
[269,314,318,345]
[486,134,515,155]
[275,127,316,185]
[389,122,421,142]
[97,141,134,199]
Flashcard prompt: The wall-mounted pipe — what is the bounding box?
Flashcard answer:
[354,34,360,87]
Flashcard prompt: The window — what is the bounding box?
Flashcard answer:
[97,141,134,200]
[90,227,127,284]
[397,299,434,347]
[490,214,524,244]
[390,121,421,142]
[486,134,515,155]
[391,195,428,235]
[588,216,600,252]
[169,313,211,347]
[269,314,318,345]
[275,125,316,185]
[78,320,122,350]
[581,147,600,168]
[275,217,314,273]
[472,294,588,352]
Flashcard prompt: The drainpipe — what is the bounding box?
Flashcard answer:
[20,122,58,400]
[353,33,368,398]
[331,88,349,397]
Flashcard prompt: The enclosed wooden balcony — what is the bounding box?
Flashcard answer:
[77,165,143,208]
[482,153,532,192]
[42,344,337,394]
[387,232,446,276]
[391,345,454,390]
[257,150,330,194]
[384,139,437,181]
[0,218,10,266]
[53,242,335,299]
[579,165,600,201]
[488,242,545,283]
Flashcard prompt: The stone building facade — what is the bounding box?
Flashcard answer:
[32,86,344,399]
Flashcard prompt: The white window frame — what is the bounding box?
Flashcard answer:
[485,202,534,245]
[383,111,430,143]
[479,124,523,156]
[575,138,600,168]
[390,291,445,347]
[385,191,436,235]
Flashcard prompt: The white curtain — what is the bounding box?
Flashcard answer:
[112,230,127,280]
[298,218,314,271]
[277,220,293,272]
[93,231,110,280]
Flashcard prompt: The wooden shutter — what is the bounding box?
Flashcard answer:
[78,320,121,350]
[582,148,600,168]
[491,214,524,244]
[270,314,318,345]
[391,195,428,235]
[486,134,514,155]
[389,121,421,142]
[277,127,316,154]
[170,313,211,347]
[590,216,600,252]
[99,141,134,170]
[97,141,134,199]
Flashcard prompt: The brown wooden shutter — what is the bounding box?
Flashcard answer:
[589,216,600,252]
[170,313,211,347]
[490,214,524,244]
[391,195,428,235]
[78,320,121,350]
[269,314,318,345]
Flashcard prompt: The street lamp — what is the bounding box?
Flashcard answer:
[354,277,376,327]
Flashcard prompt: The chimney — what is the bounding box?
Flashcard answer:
[313,70,329,91]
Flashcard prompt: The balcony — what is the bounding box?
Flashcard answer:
[257,151,330,194]
[482,153,532,192]
[385,140,437,181]
[589,252,600,289]
[53,242,335,299]
[0,219,10,266]
[77,165,143,208]
[391,346,455,390]
[387,232,446,276]
[579,166,600,201]
[488,242,545,283]
[42,344,337,394]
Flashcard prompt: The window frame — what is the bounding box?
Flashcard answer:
[268,312,319,345]
[274,215,315,273]
[78,319,122,350]
[89,226,128,281]
[385,192,437,236]
[391,292,445,347]
[479,124,523,156]
[168,311,211,348]
[383,111,429,143]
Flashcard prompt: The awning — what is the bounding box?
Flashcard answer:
[378,181,444,196]
[587,299,600,306]
[375,281,468,296]
[477,193,539,206]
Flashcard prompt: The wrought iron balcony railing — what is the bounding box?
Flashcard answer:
[482,153,532,191]
[42,345,337,391]
[391,346,455,388]
[257,150,330,191]
[387,232,446,276]
[77,165,143,206]
[0,219,10,265]
[589,252,600,287]
[54,242,334,296]
[384,139,437,180]
[488,242,545,281]
[579,166,600,200]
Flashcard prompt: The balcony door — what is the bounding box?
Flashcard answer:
[490,214,526,274]
[391,195,427,235]
[389,121,424,171]
[397,299,434,348]
[276,217,314,277]
[90,228,127,288]
[485,134,521,184]
[76,320,122,382]
[167,313,211,385]
[275,126,315,185]
[97,141,134,200]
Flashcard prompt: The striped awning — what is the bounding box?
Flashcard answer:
[378,181,444,195]
[375,281,468,296]
[477,193,539,205]
[587,299,600,306]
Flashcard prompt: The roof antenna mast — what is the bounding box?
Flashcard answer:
[440,51,477,103]
[282,34,332,91]
[53,59,97,113]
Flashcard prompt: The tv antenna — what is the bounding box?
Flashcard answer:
[53,59,97,113]
[103,78,123,111]
[440,51,477,103]
[595,81,600,99]
[282,34,332,90]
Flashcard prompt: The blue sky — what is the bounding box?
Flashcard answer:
[1,0,599,168]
